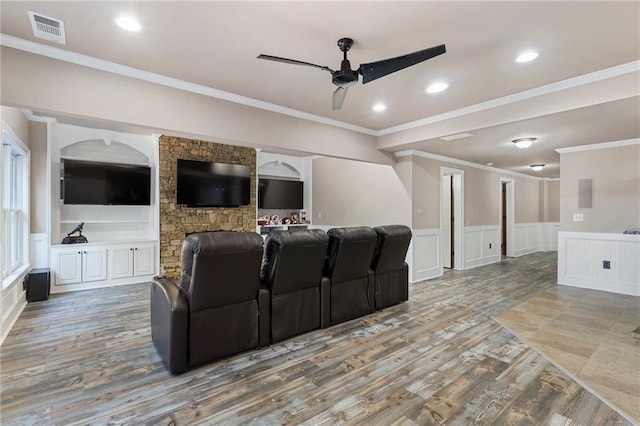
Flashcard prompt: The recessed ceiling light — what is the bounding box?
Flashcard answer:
[512,137,537,149]
[115,16,141,32]
[372,103,386,112]
[530,164,545,171]
[516,51,538,63]
[441,132,473,141]
[426,82,449,94]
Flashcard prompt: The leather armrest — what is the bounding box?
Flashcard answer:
[367,269,375,313]
[151,277,188,374]
[258,286,270,347]
[320,276,331,329]
[402,262,409,301]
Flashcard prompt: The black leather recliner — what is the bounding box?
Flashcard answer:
[260,229,329,343]
[151,231,269,374]
[371,225,412,309]
[322,226,377,326]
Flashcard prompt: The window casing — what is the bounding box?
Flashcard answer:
[1,124,29,283]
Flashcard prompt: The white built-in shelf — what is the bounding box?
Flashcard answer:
[60,219,150,224]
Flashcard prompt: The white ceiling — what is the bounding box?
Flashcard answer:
[1,1,639,178]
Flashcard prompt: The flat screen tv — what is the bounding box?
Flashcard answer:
[177,159,251,207]
[62,158,151,205]
[258,178,303,209]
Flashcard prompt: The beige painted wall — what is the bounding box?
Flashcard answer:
[560,143,640,233]
[1,106,29,146]
[311,156,411,227]
[412,156,501,228]
[514,176,540,223]
[29,121,47,233]
[547,180,560,222]
[1,47,393,166]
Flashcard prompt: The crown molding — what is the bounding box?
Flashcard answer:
[395,149,547,180]
[378,61,640,136]
[23,109,56,123]
[555,138,639,154]
[3,34,637,141]
[1,34,377,136]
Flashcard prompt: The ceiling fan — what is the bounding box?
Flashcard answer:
[257,37,446,110]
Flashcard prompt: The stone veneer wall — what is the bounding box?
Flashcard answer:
[159,135,256,280]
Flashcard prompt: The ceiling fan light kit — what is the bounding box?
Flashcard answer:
[258,37,446,110]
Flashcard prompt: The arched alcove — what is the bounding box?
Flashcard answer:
[257,160,301,179]
[61,139,149,165]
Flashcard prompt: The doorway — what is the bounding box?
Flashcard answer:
[500,177,515,258]
[441,168,464,270]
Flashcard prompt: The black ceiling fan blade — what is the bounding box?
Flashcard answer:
[358,44,446,84]
[257,54,334,73]
[332,86,349,110]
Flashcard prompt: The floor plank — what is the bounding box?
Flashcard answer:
[0,252,631,425]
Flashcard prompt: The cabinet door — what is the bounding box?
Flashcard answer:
[110,247,134,279]
[54,250,83,285]
[133,245,155,276]
[82,248,108,282]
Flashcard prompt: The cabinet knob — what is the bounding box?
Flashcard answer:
[130,248,133,251]
[83,251,87,254]
[78,251,81,254]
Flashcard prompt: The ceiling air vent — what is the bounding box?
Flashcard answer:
[28,11,66,44]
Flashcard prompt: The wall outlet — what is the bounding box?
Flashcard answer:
[573,213,584,222]
[317,212,322,219]
[416,207,425,215]
[603,260,611,269]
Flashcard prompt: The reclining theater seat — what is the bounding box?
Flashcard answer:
[151,231,269,374]
[371,225,412,309]
[260,229,329,343]
[323,226,377,326]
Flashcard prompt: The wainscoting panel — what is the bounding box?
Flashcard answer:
[514,223,541,257]
[29,233,49,268]
[541,223,560,251]
[558,231,640,296]
[411,229,441,282]
[1,279,27,344]
[464,226,500,269]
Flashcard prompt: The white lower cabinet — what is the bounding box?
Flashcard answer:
[110,243,155,279]
[51,248,107,285]
[50,241,157,292]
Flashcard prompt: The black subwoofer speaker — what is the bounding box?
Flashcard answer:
[26,268,50,302]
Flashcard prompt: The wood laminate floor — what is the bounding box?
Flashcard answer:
[0,252,632,425]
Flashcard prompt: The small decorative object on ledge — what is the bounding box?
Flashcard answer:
[61,222,88,244]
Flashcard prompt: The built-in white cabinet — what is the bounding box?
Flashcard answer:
[51,247,107,285]
[50,241,157,293]
[110,243,155,279]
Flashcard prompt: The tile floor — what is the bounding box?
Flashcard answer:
[496,285,640,423]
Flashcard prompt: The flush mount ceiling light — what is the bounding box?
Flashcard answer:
[486,162,494,166]
[372,103,386,112]
[530,164,545,171]
[512,137,537,149]
[426,81,449,94]
[115,16,141,31]
[516,50,538,63]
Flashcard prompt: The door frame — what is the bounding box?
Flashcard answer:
[499,177,515,258]
[440,167,464,271]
